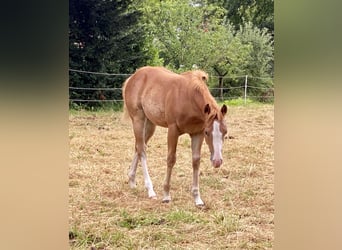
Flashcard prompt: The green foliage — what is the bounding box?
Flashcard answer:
[69,0,274,105]
[236,22,274,77]
[69,101,123,112]
[138,0,232,71]
[137,0,273,100]
[212,0,274,35]
[235,22,274,100]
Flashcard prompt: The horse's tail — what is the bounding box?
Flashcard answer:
[122,76,131,121]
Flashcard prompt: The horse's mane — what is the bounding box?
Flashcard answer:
[181,70,221,119]
[181,70,210,94]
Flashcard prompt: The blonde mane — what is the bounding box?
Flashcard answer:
[182,70,220,118]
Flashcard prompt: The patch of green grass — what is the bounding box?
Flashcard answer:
[212,211,240,234]
[145,230,183,247]
[202,176,225,190]
[69,225,134,249]
[166,209,205,224]
[224,98,253,106]
[69,227,102,249]
[116,209,205,230]
[69,105,123,116]
[69,101,123,112]
[117,210,166,229]
[221,97,255,106]
[242,189,256,199]
[179,136,191,148]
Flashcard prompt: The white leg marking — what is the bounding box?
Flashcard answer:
[192,167,204,206]
[162,164,174,203]
[192,189,204,206]
[162,167,171,202]
[128,153,139,188]
[191,134,205,206]
[162,193,171,203]
[140,153,157,198]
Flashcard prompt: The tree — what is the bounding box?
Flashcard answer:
[139,0,228,71]
[209,0,274,35]
[69,0,151,107]
[139,0,256,99]
[235,22,274,100]
[69,0,274,105]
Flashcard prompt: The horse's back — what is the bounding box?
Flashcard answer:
[123,66,212,131]
[123,66,183,126]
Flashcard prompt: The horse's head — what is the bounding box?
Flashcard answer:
[204,104,228,168]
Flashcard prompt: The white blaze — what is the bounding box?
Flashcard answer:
[212,120,223,163]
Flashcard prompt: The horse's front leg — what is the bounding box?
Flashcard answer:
[191,133,205,206]
[162,125,179,203]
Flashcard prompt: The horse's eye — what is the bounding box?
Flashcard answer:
[204,130,209,136]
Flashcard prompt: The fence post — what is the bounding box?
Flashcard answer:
[244,75,248,105]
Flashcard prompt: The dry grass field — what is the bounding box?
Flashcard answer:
[69,103,274,249]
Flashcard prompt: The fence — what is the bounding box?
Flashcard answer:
[69,69,274,105]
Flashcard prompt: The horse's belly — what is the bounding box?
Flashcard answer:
[142,100,167,127]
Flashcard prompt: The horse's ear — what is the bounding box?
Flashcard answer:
[201,72,208,82]
[221,104,227,116]
[204,104,211,114]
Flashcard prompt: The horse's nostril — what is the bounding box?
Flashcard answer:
[212,159,222,168]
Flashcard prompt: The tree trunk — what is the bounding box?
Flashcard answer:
[219,76,223,100]
[213,66,228,101]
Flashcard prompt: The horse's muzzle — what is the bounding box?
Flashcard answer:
[212,159,222,168]
[210,155,222,168]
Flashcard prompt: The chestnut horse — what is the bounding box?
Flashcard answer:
[122,66,227,206]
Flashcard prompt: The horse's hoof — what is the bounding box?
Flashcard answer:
[128,181,136,189]
[196,203,208,210]
[148,190,157,198]
[162,199,170,203]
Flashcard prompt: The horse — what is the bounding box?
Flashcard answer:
[122,66,227,206]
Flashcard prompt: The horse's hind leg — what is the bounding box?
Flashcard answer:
[144,119,156,144]
[130,116,157,198]
[128,153,138,188]
[128,116,144,189]
[142,119,157,198]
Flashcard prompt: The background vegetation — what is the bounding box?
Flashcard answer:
[69,0,274,108]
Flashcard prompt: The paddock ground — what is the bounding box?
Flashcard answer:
[69,104,274,249]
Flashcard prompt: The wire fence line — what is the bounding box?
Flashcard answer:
[69,69,273,79]
[69,68,132,76]
[69,86,123,90]
[69,69,274,104]
[69,68,273,80]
